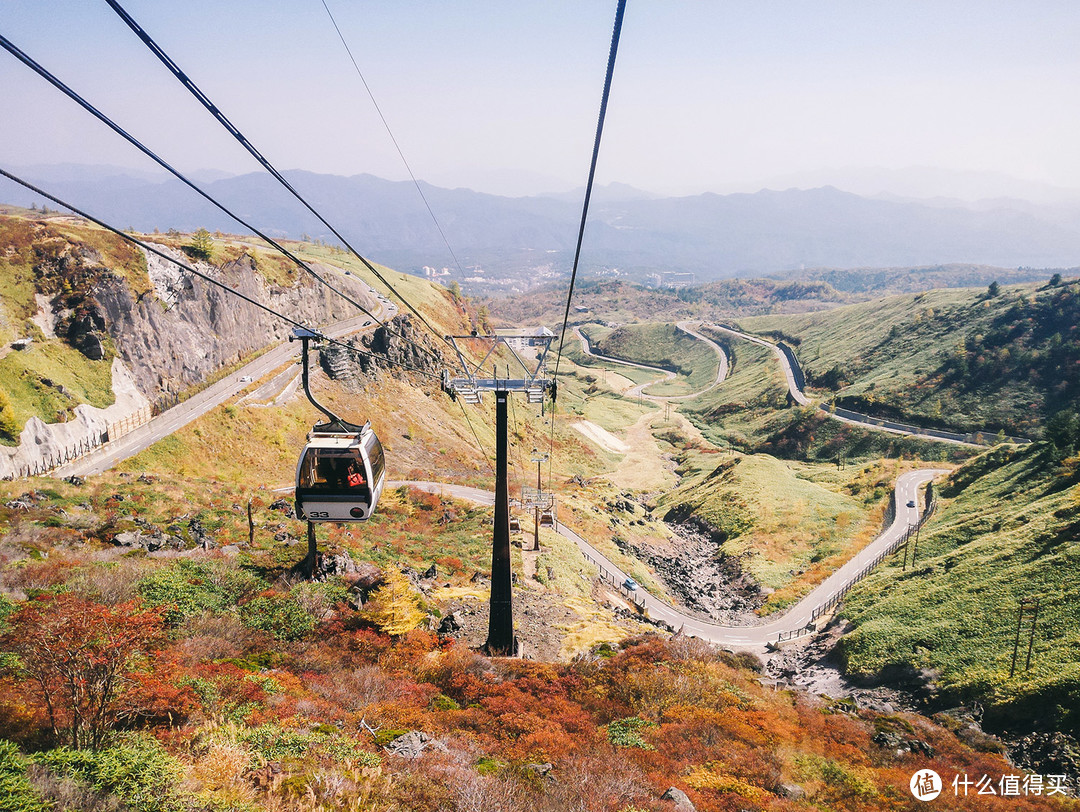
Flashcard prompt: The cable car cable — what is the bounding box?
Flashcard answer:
[545,0,627,488]
[551,0,626,383]
[458,398,494,474]
[104,0,454,355]
[0,33,443,370]
[319,0,467,281]
[0,168,442,382]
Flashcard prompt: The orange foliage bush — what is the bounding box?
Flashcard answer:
[1,593,166,749]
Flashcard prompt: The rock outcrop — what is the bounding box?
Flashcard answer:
[0,358,150,480]
[97,247,381,399]
[3,237,381,477]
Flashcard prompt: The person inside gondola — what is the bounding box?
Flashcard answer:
[347,462,366,488]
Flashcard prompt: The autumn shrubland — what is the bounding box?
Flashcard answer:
[2,529,1072,812]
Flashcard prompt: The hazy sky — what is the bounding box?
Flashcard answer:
[4,1,1080,198]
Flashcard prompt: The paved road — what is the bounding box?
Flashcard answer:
[573,324,728,401]
[54,310,384,478]
[705,324,1013,446]
[398,468,944,651]
[708,325,813,406]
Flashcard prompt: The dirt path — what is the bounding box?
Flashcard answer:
[569,420,630,453]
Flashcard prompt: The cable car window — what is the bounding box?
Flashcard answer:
[298,448,368,495]
[367,437,385,485]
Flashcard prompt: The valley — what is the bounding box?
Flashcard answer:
[0,210,1078,810]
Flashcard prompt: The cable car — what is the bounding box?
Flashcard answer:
[295,420,385,522]
[539,509,555,528]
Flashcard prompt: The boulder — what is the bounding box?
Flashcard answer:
[660,787,696,811]
[383,731,447,759]
[437,613,462,635]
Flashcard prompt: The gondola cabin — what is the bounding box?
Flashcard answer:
[295,420,385,522]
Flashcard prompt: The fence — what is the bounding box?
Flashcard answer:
[5,405,153,481]
[776,494,939,643]
[579,548,647,612]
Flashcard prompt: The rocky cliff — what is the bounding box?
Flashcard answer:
[1,221,382,476]
[100,245,381,400]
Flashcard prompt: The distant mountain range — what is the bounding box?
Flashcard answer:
[3,164,1080,288]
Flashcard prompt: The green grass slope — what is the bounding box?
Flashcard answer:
[587,322,720,397]
[839,443,1080,735]
[741,278,1080,438]
[678,331,968,465]
[655,445,907,613]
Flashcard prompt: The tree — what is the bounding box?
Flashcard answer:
[476,305,491,334]
[186,228,214,262]
[1,595,166,749]
[361,570,427,636]
[987,280,1001,297]
[448,280,462,305]
[1050,272,1064,287]
[1045,408,1079,460]
[0,387,20,443]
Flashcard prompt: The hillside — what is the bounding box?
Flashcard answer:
[9,168,1080,286]
[0,210,384,429]
[1,208,1079,808]
[0,474,1074,811]
[838,442,1080,741]
[583,322,720,397]
[741,277,1080,437]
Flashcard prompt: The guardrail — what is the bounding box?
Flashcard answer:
[824,403,1030,446]
[716,323,1033,447]
[776,495,940,643]
[579,549,647,612]
[5,404,154,480]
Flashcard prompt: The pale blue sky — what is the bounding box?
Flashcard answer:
[3,1,1080,198]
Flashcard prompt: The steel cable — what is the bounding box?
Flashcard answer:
[0,168,442,381]
[0,32,446,369]
[104,0,454,354]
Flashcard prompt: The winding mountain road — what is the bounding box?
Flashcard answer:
[400,468,944,651]
[706,323,1033,446]
[573,323,728,401]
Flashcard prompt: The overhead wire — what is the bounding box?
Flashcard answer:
[546,0,628,488]
[508,391,528,499]
[0,32,445,370]
[0,168,442,381]
[458,398,494,474]
[104,0,454,355]
[319,0,467,281]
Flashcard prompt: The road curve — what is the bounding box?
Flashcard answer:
[705,324,1004,446]
[397,468,946,651]
[573,324,728,401]
[708,324,813,407]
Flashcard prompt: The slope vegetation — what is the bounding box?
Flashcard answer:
[0,475,1069,811]
[741,277,1080,438]
[839,442,1080,736]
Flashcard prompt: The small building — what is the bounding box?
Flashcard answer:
[502,326,555,351]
